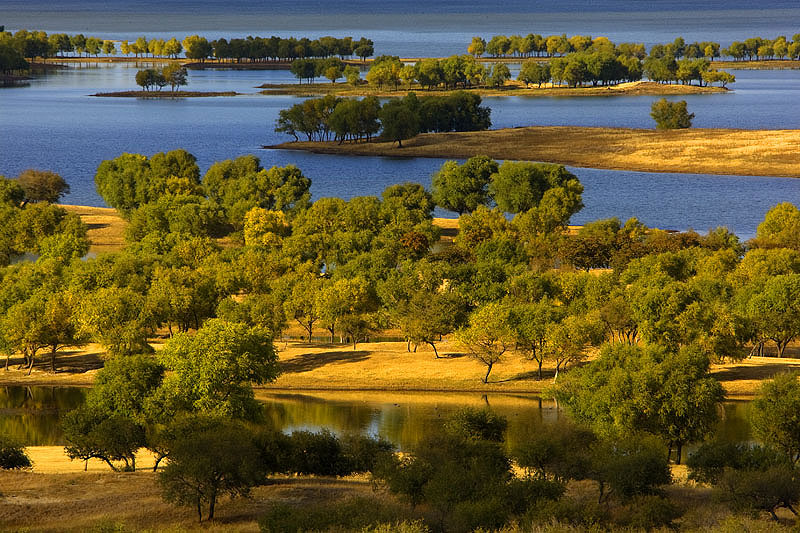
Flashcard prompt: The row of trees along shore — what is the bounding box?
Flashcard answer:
[276,91,491,145]
[469,33,800,61]
[357,53,734,91]
[5,151,800,525]
[0,29,374,63]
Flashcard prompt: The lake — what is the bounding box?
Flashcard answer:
[2,65,799,238]
[4,0,800,57]
[0,386,753,462]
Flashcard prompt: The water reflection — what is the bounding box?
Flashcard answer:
[0,386,753,453]
[0,386,87,445]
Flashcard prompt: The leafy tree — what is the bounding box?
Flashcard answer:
[508,299,564,379]
[156,319,279,419]
[650,98,694,129]
[161,63,188,92]
[95,150,201,214]
[554,343,725,463]
[0,176,25,207]
[76,286,150,356]
[202,157,311,228]
[15,169,70,205]
[159,417,262,521]
[490,162,581,215]
[518,60,551,87]
[62,406,146,471]
[751,372,800,464]
[135,68,165,91]
[716,466,800,520]
[467,37,486,57]
[379,98,418,147]
[456,302,514,383]
[444,408,508,442]
[182,35,212,62]
[754,202,800,250]
[396,290,468,357]
[488,63,511,87]
[431,156,497,215]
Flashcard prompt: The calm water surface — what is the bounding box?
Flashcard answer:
[0,386,752,460]
[2,65,799,238]
[4,1,800,57]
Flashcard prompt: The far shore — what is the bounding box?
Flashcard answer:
[38,55,800,71]
[259,80,727,98]
[91,90,239,97]
[267,125,800,178]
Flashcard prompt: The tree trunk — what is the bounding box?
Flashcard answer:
[428,341,440,358]
[208,489,217,520]
[675,442,683,465]
[537,359,543,380]
[50,347,57,373]
[482,362,493,383]
[26,352,36,376]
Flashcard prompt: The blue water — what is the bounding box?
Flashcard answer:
[1,64,799,238]
[4,1,800,57]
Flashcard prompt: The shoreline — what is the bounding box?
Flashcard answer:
[258,80,728,98]
[91,90,240,97]
[267,125,800,178]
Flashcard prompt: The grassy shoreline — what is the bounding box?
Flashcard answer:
[268,125,800,178]
[259,80,727,98]
[3,337,800,398]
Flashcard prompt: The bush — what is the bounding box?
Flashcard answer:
[444,407,508,442]
[650,98,694,129]
[616,494,681,530]
[523,496,609,528]
[687,441,789,484]
[714,465,800,520]
[0,435,32,469]
[592,437,672,502]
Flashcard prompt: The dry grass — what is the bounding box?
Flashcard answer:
[4,339,800,397]
[273,125,800,178]
[61,204,127,254]
[0,468,378,532]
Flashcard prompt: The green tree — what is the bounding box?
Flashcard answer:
[490,161,582,215]
[379,98,419,147]
[62,406,146,471]
[159,417,263,521]
[156,319,279,419]
[754,202,800,250]
[161,63,188,92]
[76,286,150,356]
[431,156,497,215]
[456,302,514,383]
[650,98,694,129]
[15,169,70,205]
[751,372,800,464]
[467,37,486,57]
[182,35,212,62]
[518,60,551,87]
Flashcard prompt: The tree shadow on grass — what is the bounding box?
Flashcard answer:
[711,362,800,383]
[280,350,370,374]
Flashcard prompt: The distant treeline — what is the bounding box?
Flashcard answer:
[276,91,491,145]
[0,29,375,63]
[469,33,800,61]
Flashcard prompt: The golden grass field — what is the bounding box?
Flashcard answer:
[274,125,800,178]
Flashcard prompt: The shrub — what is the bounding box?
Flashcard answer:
[444,407,508,442]
[714,465,800,520]
[616,494,681,530]
[650,98,694,129]
[687,441,789,484]
[0,435,32,469]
